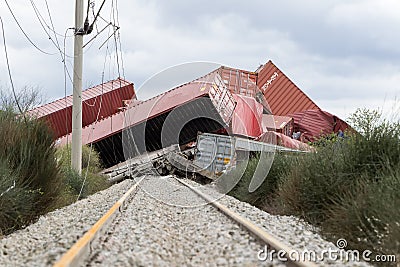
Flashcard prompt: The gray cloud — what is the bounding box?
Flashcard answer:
[0,0,399,120]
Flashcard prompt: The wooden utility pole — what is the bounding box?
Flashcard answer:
[71,0,84,173]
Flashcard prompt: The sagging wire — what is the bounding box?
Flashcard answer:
[63,28,75,153]
[74,0,126,200]
[45,0,62,55]
[111,0,121,79]
[77,1,114,201]
[0,16,26,118]
[76,45,109,201]
[82,22,112,49]
[3,0,56,55]
[113,0,125,78]
[29,0,73,58]
[98,25,119,50]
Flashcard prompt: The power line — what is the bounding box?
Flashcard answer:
[83,1,120,51]
[45,0,62,54]
[44,0,75,90]
[77,26,113,201]
[29,0,74,59]
[113,0,125,78]
[34,0,76,38]
[116,30,125,78]
[78,0,113,200]
[110,0,122,165]
[3,0,56,55]
[83,22,112,49]
[63,28,74,147]
[91,1,100,33]
[109,0,122,81]
[0,16,25,117]
[91,0,107,30]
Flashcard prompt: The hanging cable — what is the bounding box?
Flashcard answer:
[111,0,119,74]
[90,0,107,31]
[82,22,112,48]
[63,28,74,150]
[44,0,62,54]
[90,1,100,33]
[44,0,74,91]
[29,0,73,59]
[77,4,117,200]
[3,0,56,55]
[0,16,25,118]
[113,0,125,78]
[77,33,112,201]
[76,0,128,200]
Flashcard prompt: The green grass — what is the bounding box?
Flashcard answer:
[0,110,62,235]
[0,160,36,235]
[55,144,110,204]
[0,110,110,235]
[226,107,400,264]
[219,152,294,210]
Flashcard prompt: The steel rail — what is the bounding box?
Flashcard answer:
[174,178,318,267]
[53,175,146,267]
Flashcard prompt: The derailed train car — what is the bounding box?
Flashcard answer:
[151,132,302,180]
[98,71,306,181]
[29,61,343,181]
[55,66,310,181]
[58,70,238,168]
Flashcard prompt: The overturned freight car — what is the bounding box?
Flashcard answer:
[58,70,237,167]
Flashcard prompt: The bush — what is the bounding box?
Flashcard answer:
[0,111,61,205]
[276,137,355,223]
[0,90,109,235]
[0,110,109,235]
[54,144,109,205]
[56,144,103,173]
[0,160,36,235]
[223,107,399,262]
[223,152,294,209]
[323,168,400,260]
[0,110,62,235]
[275,108,400,260]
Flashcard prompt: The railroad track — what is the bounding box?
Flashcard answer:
[53,176,146,267]
[174,178,317,267]
[53,175,317,267]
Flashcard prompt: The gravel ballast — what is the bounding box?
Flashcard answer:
[0,180,134,267]
[0,175,372,266]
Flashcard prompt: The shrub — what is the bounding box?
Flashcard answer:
[323,168,400,260]
[275,107,400,260]
[57,167,109,202]
[276,137,355,223]
[56,144,103,173]
[223,106,400,261]
[0,110,62,235]
[0,110,109,234]
[0,91,109,235]
[54,144,109,205]
[0,159,36,235]
[84,171,110,195]
[224,152,294,209]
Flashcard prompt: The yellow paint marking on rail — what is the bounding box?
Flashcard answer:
[53,176,146,267]
[175,178,318,267]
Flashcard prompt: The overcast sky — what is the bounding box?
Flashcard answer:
[0,0,399,120]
